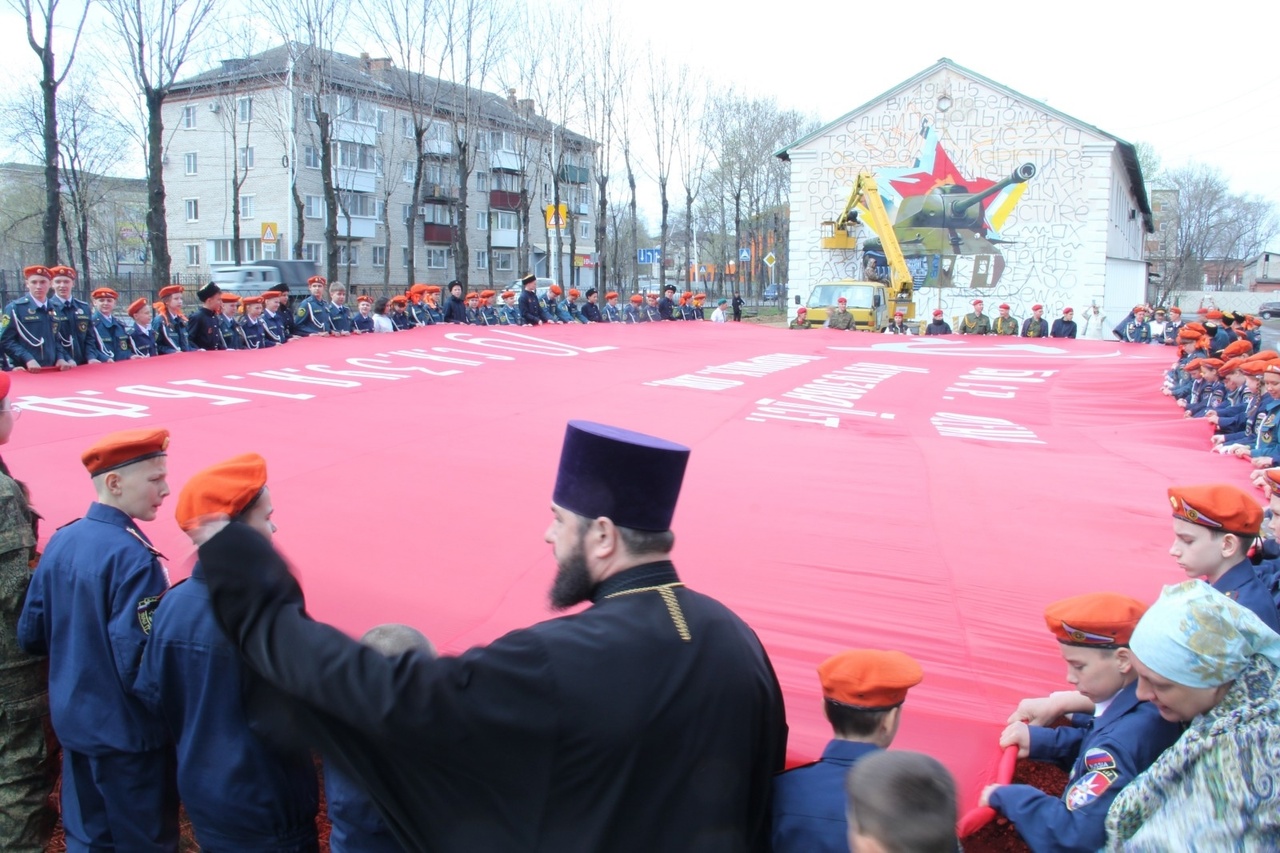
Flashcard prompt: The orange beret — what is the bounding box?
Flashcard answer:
[126,298,147,316]
[1199,358,1223,370]
[307,275,326,286]
[220,293,240,303]
[1219,358,1244,375]
[629,294,643,304]
[1168,484,1262,536]
[48,265,76,279]
[1168,306,1181,315]
[682,292,693,299]
[1222,340,1252,359]
[549,285,563,296]
[260,291,284,301]
[242,296,264,306]
[1183,322,1206,334]
[1205,310,1223,320]
[1265,360,1280,376]
[1132,305,1146,313]
[81,428,170,477]
[92,288,118,300]
[1177,328,1202,342]
[1183,359,1204,371]
[159,285,184,298]
[480,290,496,299]
[410,283,429,294]
[606,292,618,299]
[1246,351,1277,362]
[390,295,408,306]
[466,292,480,301]
[355,294,373,304]
[425,285,441,294]
[568,288,580,298]
[1044,592,1147,648]
[23,265,50,279]
[817,649,923,709]
[175,453,267,531]
[692,293,705,302]
[501,291,515,299]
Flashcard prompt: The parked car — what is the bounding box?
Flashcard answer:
[763,284,782,301]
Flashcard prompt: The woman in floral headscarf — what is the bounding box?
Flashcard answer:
[1105,580,1280,850]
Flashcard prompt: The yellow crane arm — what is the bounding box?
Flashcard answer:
[835,172,914,302]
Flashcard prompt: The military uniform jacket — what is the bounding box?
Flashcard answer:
[542,296,561,322]
[294,296,335,336]
[152,311,191,354]
[925,319,952,335]
[238,317,267,349]
[425,305,444,324]
[1050,319,1077,338]
[329,303,354,334]
[957,312,991,335]
[602,303,622,322]
[624,304,643,323]
[679,305,697,321]
[643,305,662,322]
[1161,319,1184,344]
[261,311,288,346]
[0,471,40,702]
[218,314,241,349]
[352,313,375,334]
[407,303,430,327]
[17,502,170,754]
[657,296,675,320]
[442,296,467,323]
[391,311,415,331]
[553,300,573,323]
[92,312,133,361]
[55,296,107,364]
[1119,319,1151,343]
[989,681,1182,853]
[498,305,522,326]
[828,311,855,330]
[1022,317,1049,338]
[518,291,544,325]
[1252,395,1280,459]
[135,562,319,850]
[127,323,156,357]
[189,306,227,350]
[992,315,1019,336]
[582,302,602,323]
[771,739,878,853]
[199,526,788,853]
[1,296,73,367]
[1214,560,1280,632]
[566,302,588,324]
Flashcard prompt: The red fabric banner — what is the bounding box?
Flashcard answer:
[7,325,1248,807]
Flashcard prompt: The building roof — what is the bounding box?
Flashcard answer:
[775,57,1153,232]
[170,43,593,150]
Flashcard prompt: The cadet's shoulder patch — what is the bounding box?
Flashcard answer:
[1064,770,1117,811]
[0,314,9,329]
[296,307,307,319]
[137,595,161,634]
[1083,748,1118,773]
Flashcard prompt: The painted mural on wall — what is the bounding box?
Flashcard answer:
[798,70,1108,316]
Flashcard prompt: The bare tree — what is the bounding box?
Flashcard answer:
[11,0,90,266]
[578,2,625,295]
[104,0,217,289]
[675,80,709,288]
[644,52,686,290]
[57,84,131,285]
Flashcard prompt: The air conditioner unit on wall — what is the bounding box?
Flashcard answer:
[209,102,220,113]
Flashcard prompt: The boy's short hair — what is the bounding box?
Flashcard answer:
[846,751,957,853]
[329,282,346,294]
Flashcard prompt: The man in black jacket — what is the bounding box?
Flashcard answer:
[442,280,468,323]
[188,283,227,350]
[517,273,543,326]
[193,420,788,853]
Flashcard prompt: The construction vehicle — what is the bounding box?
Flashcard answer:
[805,172,914,330]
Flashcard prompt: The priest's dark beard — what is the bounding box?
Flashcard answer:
[549,545,593,611]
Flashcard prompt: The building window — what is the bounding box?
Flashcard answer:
[241,239,259,262]
[337,141,376,171]
[374,200,385,223]
[543,182,551,198]
[338,245,359,266]
[475,249,488,269]
[475,172,489,192]
[428,120,449,142]
[185,198,199,221]
[337,191,377,219]
[375,152,384,176]
[372,245,386,267]
[402,246,409,268]
[490,131,516,152]
[237,96,252,123]
[304,146,321,169]
[302,242,322,262]
[401,116,414,139]
[239,195,255,219]
[375,109,387,134]
[425,247,447,269]
[211,239,231,263]
[184,152,198,175]
[186,244,200,266]
[422,204,451,225]
[301,95,316,121]
[402,160,415,183]
[491,210,518,230]
[182,105,197,129]
[476,211,488,230]
[493,250,513,271]
[239,147,254,170]
[305,195,324,219]
[578,220,590,239]
[401,203,414,223]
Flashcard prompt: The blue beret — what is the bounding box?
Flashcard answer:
[553,421,690,531]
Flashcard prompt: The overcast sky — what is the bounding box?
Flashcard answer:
[0,0,1274,237]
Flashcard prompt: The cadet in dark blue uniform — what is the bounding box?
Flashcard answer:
[50,266,108,365]
[679,292,697,320]
[772,649,923,853]
[1117,306,1151,343]
[565,288,589,323]
[985,593,1182,853]
[624,294,644,323]
[188,283,228,350]
[126,299,157,357]
[582,288,603,322]
[389,296,414,330]
[602,291,622,322]
[151,285,191,354]
[91,287,133,361]
[219,294,242,349]
[544,285,566,323]
[517,274,544,325]
[1,265,75,370]
[325,624,434,853]
[642,292,662,322]
[1167,484,1280,631]
[1160,306,1184,344]
[352,295,375,333]
[657,284,676,320]
[327,284,353,335]
[136,454,319,852]
[238,296,268,349]
[17,428,179,851]
[463,291,482,324]
[476,290,499,325]
[294,275,335,336]
[423,285,445,324]
[441,281,467,323]
[261,290,289,346]
[406,285,431,326]
[498,290,522,325]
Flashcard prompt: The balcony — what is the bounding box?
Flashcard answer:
[558,164,590,184]
[334,168,376,194]
[490,150,523,173]
[574,202,590,215]
[424,138,452,157]
[490,189,521,210]
[423,223,456,244]
[423,184,460,203]
[490,228,520,249]
[338,214,377,239]
[333,120,376,146]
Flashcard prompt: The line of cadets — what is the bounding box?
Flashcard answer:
[0,266,719,372]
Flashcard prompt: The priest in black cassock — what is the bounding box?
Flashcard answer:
[194,420,788,853]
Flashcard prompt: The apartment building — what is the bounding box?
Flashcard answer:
[163,44,598,290]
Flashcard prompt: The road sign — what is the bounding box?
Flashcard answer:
[699,265,708,278]
[545,204,568,229]
[637,248,661,265]
[260,222,278,244]
[739,247,751,262]
[764,252,776,268]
